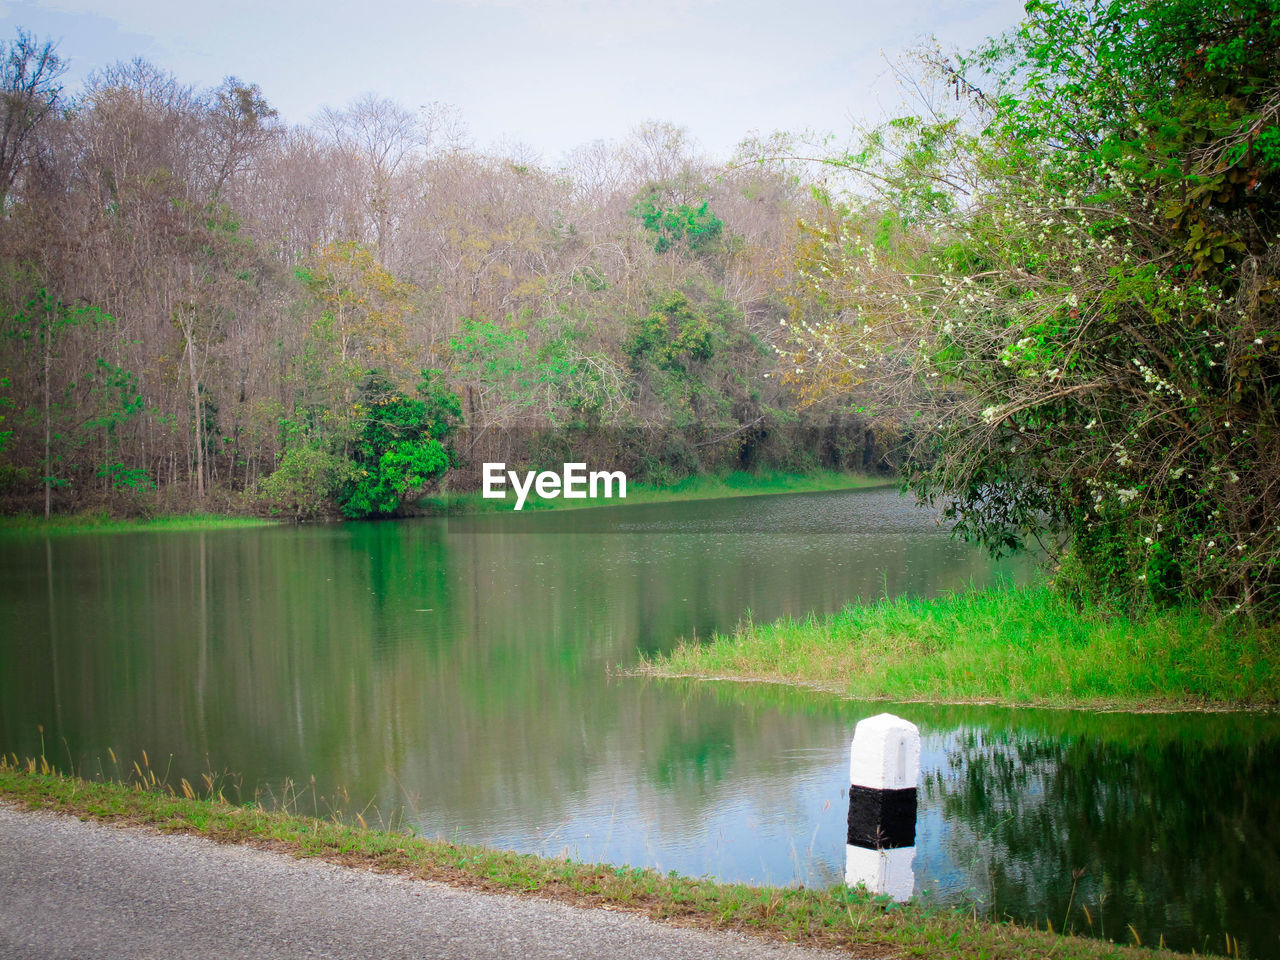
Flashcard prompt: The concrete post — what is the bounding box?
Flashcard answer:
[844,712,919,900]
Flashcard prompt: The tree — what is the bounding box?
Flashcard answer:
[205,77,278,201]
[631,190,724,256]
[788,0,1280,614]
[318,94,418,258]
[9,290,112,517]
[0,30,65,208]
[629,291,716,370]
[337,370,460,518]
[258,440,351,521]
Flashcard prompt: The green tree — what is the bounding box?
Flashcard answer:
[8,290,117,517]
[631,190,724,255]
[788,0,1280,613]
[628,291,717,372]
[337,369,461,518]
[923,0,1280,613]
[259,441,352,521]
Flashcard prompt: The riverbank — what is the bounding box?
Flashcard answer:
[0,763,1181,960]
[0,511,274,537]
[636,584,1280,711]
[0,471,891,534]
[417,469,891,515]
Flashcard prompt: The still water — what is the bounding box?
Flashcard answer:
[2,488,1278,956]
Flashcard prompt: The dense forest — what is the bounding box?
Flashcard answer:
[3,0,1279,617]
[0,36,898,522]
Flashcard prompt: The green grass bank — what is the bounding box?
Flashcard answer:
[0,511,275,537]
[418,469,891,515]
[0,760,1185,960]
[637,584,1280,711]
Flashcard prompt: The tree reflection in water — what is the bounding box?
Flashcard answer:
[918,717,1280,956]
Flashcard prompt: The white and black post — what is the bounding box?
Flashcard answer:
[844,712,920,900]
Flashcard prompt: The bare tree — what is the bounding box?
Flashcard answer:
[0,30,66,208]
[318,94,419,259]
[205,77,279,201]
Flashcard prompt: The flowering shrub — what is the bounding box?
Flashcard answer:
[783,0,1280,614]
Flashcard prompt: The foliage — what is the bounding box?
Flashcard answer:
[3,290,139,501]
[785,0,1280,615]
[623,284,772,458]
[298,241,413,373]
[631,190,724,255]
[628,291,717,371]
[96,462,154,490]
[0,376,11,454]
[259,442,353,521]
[448,317,629,426]
[0,26,894,517]
[336,369,461,519]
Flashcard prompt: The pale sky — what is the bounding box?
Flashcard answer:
[0,0,1025,163]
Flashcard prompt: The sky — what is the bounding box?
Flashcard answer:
[0,0,1026,164]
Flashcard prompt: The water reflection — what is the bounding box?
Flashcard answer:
[1,489,1276,955]
[918,716,1280,957]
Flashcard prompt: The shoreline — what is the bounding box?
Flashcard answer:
[625,670,1278,715]
[0,764,1183,960]
[416,469,893,515]
[0,470,893,536]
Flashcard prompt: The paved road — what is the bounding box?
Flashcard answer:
[0,804,855,960]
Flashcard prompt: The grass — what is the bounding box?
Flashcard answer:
[0,754,1190,960]
[418,469,892,515]
[0,510,274,537]
[637,583,1280,711]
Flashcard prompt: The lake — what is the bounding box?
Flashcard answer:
[2,487,1277,956]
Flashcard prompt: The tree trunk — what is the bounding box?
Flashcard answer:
[184,317,205,501]
[43,318,51,519]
